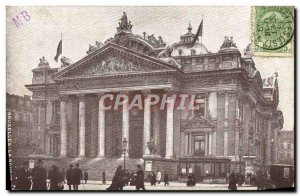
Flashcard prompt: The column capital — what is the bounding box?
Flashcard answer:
[77,94,86,101]
[164,88,178,97]
[59,94,69,102]
[196,92,209,98]
[228,91,237,98]
[216,91,226,97]
[96,92,105,99]
[142,90,152,98]
[37,100,47,108]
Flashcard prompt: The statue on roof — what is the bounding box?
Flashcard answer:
[60,56,73,67]
[38,56,49,66]
[220,36,237,49]
[117,12,133,32]
[244,43,252,57]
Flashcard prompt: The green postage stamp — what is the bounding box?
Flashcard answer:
[252,6,294,57]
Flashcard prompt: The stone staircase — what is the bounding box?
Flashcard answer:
[60,158,144,181]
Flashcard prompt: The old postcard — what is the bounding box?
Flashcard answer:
[6,6,295,191]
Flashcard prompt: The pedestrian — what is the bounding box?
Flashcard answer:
[228,171,237,190]
[164,173,169,186]
[48,165,63,190]
[156,170,161,184]
[236,173,242,186]
[256,169,265,190]
[124,169,130,186]
[61,168,66,183]
[135,165,146,191]
[31,159,47,190]
[72,164,82,190]
[150,171,156,186]
[15,162,31,190]
[66,164,74,190]
[107,165,124,190]
[102,170,106,185]
[84,171,88,184]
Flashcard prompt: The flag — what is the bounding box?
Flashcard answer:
[190,20,203,47]
[54,40,62,62]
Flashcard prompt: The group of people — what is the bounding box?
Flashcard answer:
[14,159,88,191]
[228,170,271,190]
[107,165,146,191]
[14,160,65,190]
[148,170,169,186]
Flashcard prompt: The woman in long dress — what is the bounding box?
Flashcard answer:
[228,172,237,190]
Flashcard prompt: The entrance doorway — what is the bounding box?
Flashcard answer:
[194,135,205,157]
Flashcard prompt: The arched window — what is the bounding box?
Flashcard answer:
[191,49,196,56]
[178,49,183,56]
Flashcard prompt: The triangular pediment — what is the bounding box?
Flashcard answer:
[52,42,179,80]
[181,116,214,129]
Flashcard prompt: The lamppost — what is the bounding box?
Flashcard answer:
[122,138,128,171]
[238,147,243,174]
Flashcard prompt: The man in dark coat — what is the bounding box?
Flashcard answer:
[31,159,47,190]
[164,173,169,186]
[15,162,31,190]
[66,164,74,190]
[135,165,146,191]
[228,172,237,190]
[102,170,106,184]
[72,164,82,191]
[48,165,62,190]
[106,165,124,190]
[84,171,88,184]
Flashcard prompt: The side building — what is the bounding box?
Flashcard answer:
[6,93,35,158]
[278,130,294,165]
[24,13,284,182]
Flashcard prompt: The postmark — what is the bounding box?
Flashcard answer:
[252,6,294,57]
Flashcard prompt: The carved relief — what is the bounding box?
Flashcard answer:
[82,56,141,76]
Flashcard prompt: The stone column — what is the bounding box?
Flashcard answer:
[60,95,68,157]
[235,129,240,156]
[143,91,151,156]
[209,132,212,155]
[224,130,228,156]
[165,91,175,159]
[78,95,86,158]
[185,134,189,156]
[97,93,105,158]
[122,92,129,157]
[266,118,272,164]
[153,104,160,155]
[205,133,208,156]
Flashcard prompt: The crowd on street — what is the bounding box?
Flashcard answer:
[12,159,275,191]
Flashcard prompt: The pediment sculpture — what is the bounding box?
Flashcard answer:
[83,56,141,76]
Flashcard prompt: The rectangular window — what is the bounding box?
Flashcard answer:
[284,168,290,178]
[194,96,206,118]
[194,135,205,157]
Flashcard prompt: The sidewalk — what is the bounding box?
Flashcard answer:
[81,180,256,190]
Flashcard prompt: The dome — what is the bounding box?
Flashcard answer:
[170,42,209,56]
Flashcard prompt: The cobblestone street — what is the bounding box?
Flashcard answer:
[65,181,257,191]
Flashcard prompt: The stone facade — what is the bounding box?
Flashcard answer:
[6,93,35,157]
[25,13,283,181]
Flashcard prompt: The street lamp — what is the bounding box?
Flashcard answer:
[238,147,243,174]
[122,138,128,171]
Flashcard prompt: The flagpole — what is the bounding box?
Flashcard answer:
[61,32,63,67]
[201,14,204,54]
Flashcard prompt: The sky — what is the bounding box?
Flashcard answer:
[6,6,294,130]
